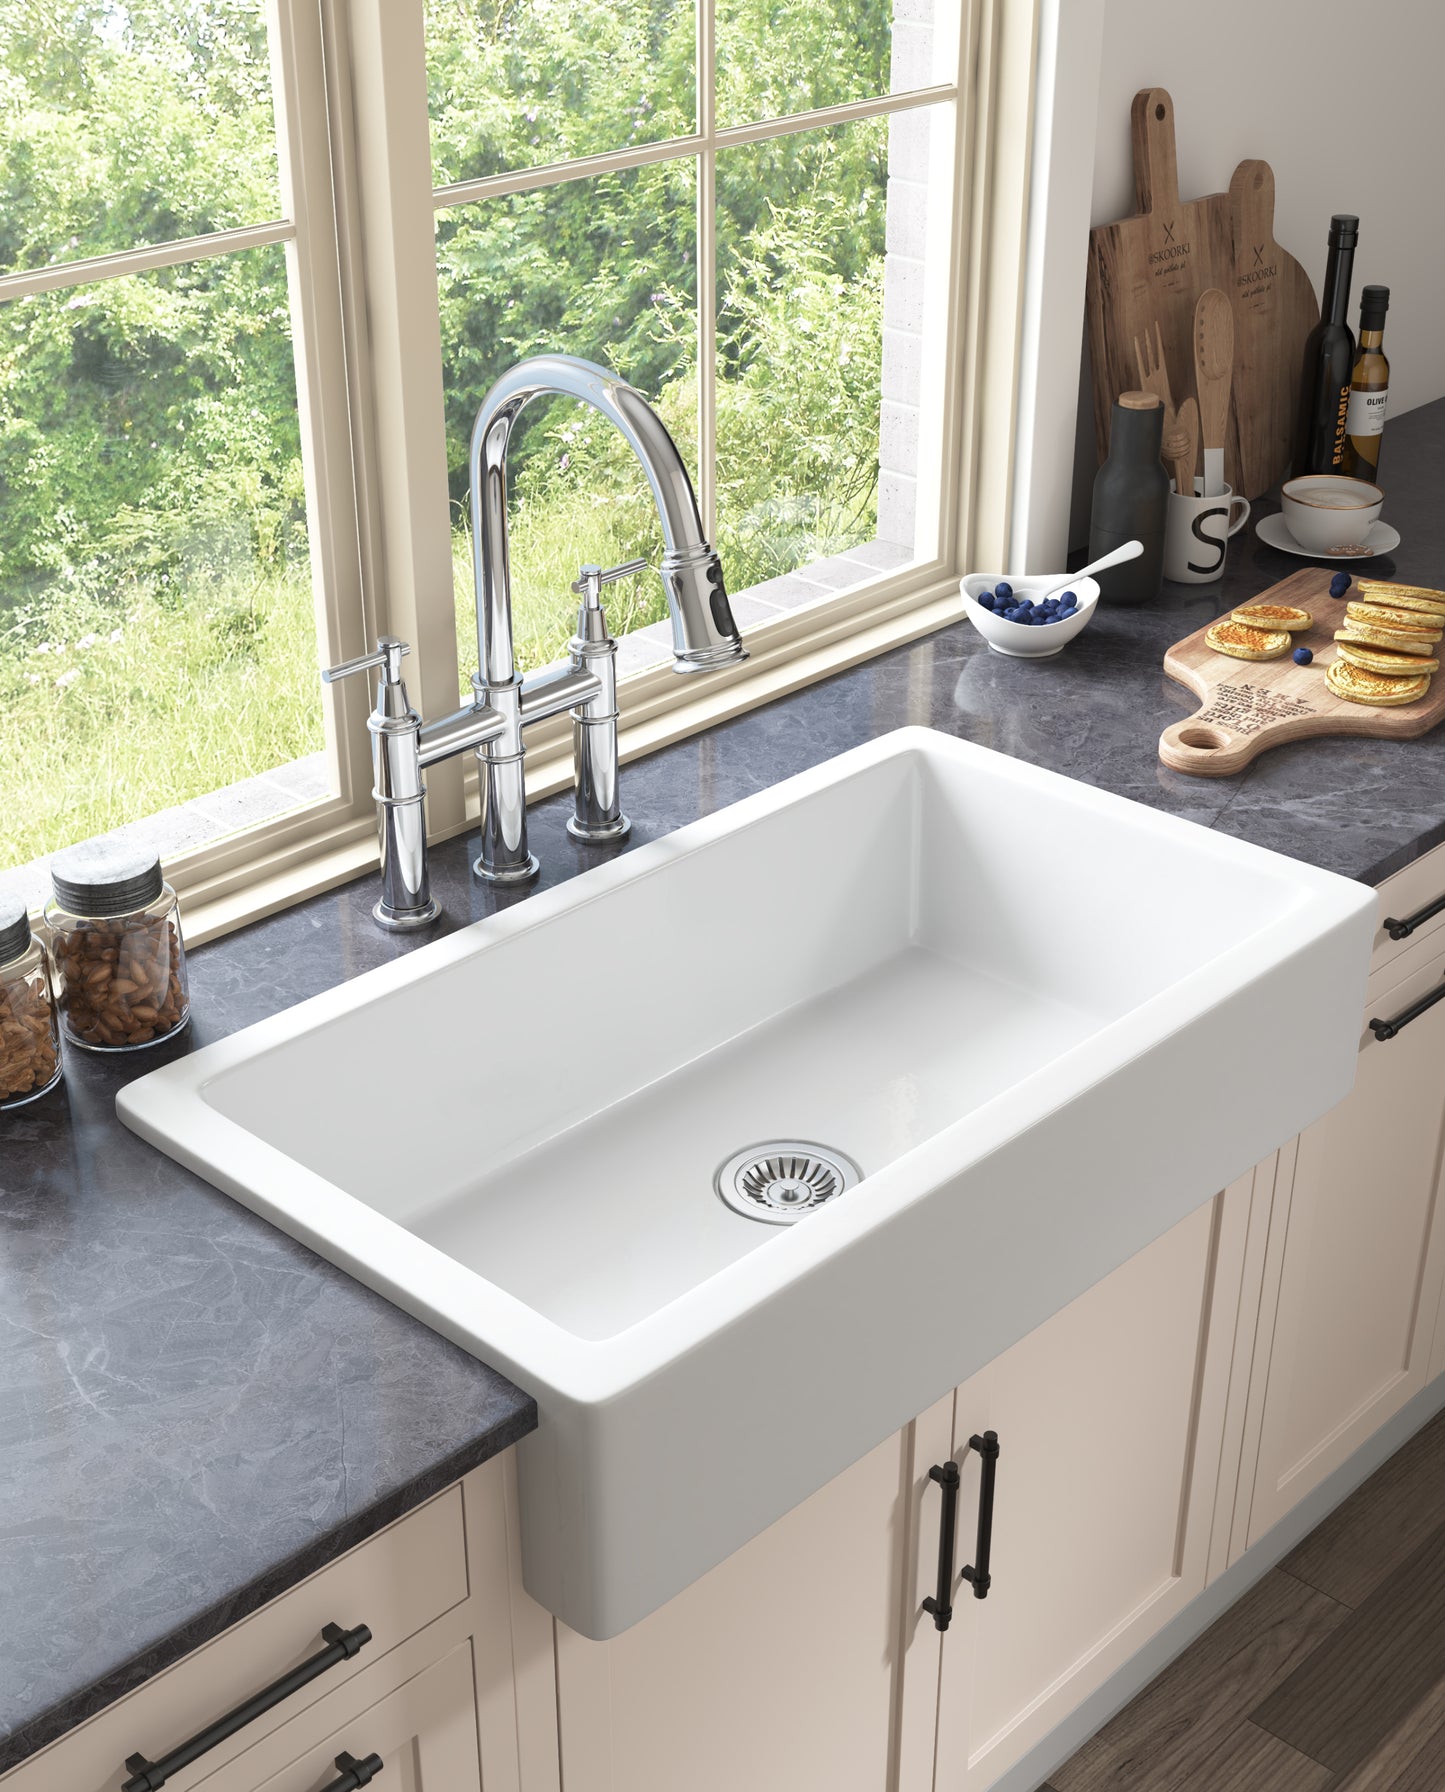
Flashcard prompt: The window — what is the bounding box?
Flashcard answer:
[0,0,373,919]
[1,0,1039,937]
[423,0,960,682]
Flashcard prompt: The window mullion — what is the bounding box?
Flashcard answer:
[697,0,718,540]
[341,0,467,837]
[265,0,374,818]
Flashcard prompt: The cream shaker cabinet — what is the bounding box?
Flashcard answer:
[548,1200,1241,1792]
[927,1199,1235,1791]
[1237,917,1445,1550]
[0,1455,544,1792]
[552,1412,942,1792]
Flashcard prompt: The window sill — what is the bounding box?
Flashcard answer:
[176,566,965,946]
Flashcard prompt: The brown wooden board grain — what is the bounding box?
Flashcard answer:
[1160,567,1445,776]
[1228,160,1320,498]
[1085,89,1236,490]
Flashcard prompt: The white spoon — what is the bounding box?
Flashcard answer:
[1035,539,1144,603]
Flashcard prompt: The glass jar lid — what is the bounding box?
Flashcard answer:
[0,894,31,967]
[50,838,165,919]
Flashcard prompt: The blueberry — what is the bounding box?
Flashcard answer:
[977,592,996,611]
[1293,646,1314,666]
[1329,573,1351,598]
[1060,590,1077,604]
[996,580,1014,600]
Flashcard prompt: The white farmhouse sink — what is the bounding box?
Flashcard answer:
[120,728,1375,1637]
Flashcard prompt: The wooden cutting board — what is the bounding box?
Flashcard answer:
[1086,89,1237,487]
[1160,568,1445,776]
[1228,160,1320,498]
[1087,93,1321,501]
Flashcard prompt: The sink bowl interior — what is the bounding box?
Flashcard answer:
[202,746,1293,1341]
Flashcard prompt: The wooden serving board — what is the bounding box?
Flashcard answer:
[1086,89,1236,487]
[1160,568,1445,777]
[1228,160,1319,498]
[1086,92,1320,501]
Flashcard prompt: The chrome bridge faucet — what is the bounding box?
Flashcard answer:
[324,354,746,930]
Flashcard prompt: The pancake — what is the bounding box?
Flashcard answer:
[1205,621,1292,662]
[1335,640,1442,676]
[1231,603,1313,632]
[1325,659,1432,707]
[1345,601,1444,636]
[1337,621,1443,654]
[1356,581,1445,615]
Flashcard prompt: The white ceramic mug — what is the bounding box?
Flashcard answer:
[1164,479,1251,585]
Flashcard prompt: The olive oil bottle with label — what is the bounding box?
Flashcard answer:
[1342,284,1390,483]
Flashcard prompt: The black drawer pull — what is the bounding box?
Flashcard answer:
[122,1622,372,1791]
[921,1460,961,1632]
[1384,894,1445,942]
[960,1430,1000,1599]
[321,1750,385,1791]
[1370,975,1445,1042]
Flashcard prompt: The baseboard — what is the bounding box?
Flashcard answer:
[989,1373,1445,1792]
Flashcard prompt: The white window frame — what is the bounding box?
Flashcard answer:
[25,0,1046,943]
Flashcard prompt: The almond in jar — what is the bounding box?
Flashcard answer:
[45,840,190,1053]
[0,894,62,1107]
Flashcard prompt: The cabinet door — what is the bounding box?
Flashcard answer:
[553,1410,949,1792]
[1241,936,1445,1546]
[933,1200,1233,1791]
[202,1644,480,1792]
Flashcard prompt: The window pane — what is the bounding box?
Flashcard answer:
[0,246,326,876]
[426,0,695,187]
[715,0,940,128]
[0,1,283,275]
[714,112,941,598]
[436,161,698,683]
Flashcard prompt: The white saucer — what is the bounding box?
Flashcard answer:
[1256,512,1401,561]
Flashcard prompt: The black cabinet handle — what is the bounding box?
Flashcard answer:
[122,1622,372,1791]
[921,1460,960,1632]
[960,1431,1000,1600]
[1370,975,1445,1042]
[1384,894,1445,941]
[321,1750,385,1791]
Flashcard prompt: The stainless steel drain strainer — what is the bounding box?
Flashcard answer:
[715,1140,862,1225]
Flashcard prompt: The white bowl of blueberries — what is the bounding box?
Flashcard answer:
[959,573,1101,659]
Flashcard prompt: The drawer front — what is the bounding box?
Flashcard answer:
[1370,840,1445,977]
[200,1643,480,1792]
[1,1487,468,1792]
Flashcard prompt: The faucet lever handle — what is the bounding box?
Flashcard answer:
[571,558,650,605]
[321,636,410,688]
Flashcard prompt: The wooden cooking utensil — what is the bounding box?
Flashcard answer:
[1227,159,1320,496]
[1160,568,1445,777]
[1165,397,1199,496]
[1194,288,1234,497]
[1132,321,1176,417]
[1085,89,1235,485]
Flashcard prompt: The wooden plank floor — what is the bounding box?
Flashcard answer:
[1043,1409,1445,1792]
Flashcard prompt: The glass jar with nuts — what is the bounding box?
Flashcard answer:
[46,841,190,1053]
[0,895,62,1107]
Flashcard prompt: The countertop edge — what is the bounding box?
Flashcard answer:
[0,1396,537,1775]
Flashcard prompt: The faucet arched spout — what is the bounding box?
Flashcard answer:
[467,354,747,685]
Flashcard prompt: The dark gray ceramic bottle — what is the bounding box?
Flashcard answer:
[1089,390,1168,604]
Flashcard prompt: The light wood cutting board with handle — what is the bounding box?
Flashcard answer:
[1086,89,1236,486]
[1227,159,1320,499]
[1160,568,1445,776]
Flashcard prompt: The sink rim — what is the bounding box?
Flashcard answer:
[118,726,1372,1405]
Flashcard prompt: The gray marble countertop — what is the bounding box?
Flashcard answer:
[4,398,1443,1770]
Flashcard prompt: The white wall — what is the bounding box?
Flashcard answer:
[1016,0,1445,562]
